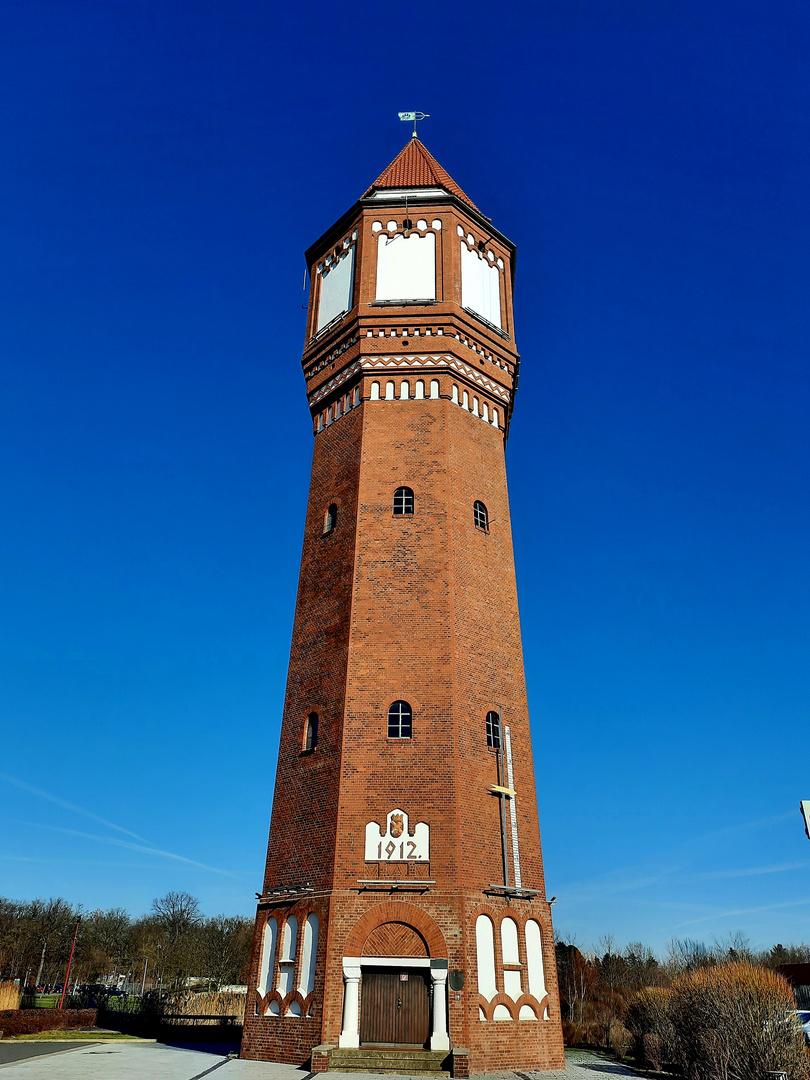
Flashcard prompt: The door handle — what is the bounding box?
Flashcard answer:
[397,999,402,1010]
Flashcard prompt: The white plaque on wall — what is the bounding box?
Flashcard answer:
[365,808,429,862]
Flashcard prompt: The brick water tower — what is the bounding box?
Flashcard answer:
[241,136,565,1074]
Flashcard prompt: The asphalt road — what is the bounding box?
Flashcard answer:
[0,1041,100,1065]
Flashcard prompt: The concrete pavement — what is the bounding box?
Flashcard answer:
[0,1045,640,1079]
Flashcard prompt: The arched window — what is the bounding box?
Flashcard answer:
[474,500,489,532]
[430,379,440,399]
[393,487,414,516]
[400,381,410,400]
[298,913,319,999]
[501,918,522,1001]
[387,700,412,739]
[277,916,298,996]
[385,380,395,400]
[475,914,497,1004]
[258,917,277,999]
[415,380,425,399]
[304,712,319,751]
[451,384,459,404]
[323,503,337,535]
[485,710,501,750]
[370,381,380,400]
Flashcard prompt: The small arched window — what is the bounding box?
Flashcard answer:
[304,712,319,751]
[393,487,414,516]
[474,500,489,532]
[486,710,501,750]
[323,503,337,535]
[388,700,412,739]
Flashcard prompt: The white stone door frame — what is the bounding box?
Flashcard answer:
[338,955,450,1051]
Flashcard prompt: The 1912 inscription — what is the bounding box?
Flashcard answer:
[365,808,429,862]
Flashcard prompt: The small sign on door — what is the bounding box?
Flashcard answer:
[399,972,409,981]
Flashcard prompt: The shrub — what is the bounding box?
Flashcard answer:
[669,961,809,1080]
[560,1019,579,1046]
[608,1019,632,1059]
[626,986,674,1065]
[643,1032,663,1072]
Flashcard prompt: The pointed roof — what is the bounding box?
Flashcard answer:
[362,138,482,214]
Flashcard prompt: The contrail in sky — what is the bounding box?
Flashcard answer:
[20,821,234,877]
[0,773,148,842]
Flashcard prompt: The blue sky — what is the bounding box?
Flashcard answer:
[2,0,809,954]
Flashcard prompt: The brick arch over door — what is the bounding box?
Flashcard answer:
[344,902,447,959]
[363,922,428,958]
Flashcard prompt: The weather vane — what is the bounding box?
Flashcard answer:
[398,111,430,139]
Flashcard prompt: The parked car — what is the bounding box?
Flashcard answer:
[793,1010,810,1044]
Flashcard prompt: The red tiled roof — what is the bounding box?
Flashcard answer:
[362,138,482,214]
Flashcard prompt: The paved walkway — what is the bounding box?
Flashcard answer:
[0,1045,640,1080]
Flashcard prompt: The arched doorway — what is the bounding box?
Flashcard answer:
[339,904,449,1052]
[359,922,430,1046]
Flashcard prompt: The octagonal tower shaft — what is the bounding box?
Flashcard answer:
[242,140,565,1074]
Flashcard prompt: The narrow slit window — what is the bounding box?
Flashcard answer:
[323,503,337,535]
[304,712,319,751]
[393,487,414,516]
[388,700,412,739]
[474,500,489,532]
[486,710,501,750]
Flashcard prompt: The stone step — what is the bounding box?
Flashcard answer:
[328,1068,450,1076]
[328,1048,450,1074]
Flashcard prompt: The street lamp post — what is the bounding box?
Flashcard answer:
[58,917,81,1010]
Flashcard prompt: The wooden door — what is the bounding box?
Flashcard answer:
[359,968,430,1047]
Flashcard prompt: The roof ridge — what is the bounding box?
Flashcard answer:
[362,140,482,214]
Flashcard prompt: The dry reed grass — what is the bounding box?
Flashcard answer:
[169,990,246,1024]
[0,983,21,1010]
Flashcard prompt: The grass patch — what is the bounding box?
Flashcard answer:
[14,1030,144,1041]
